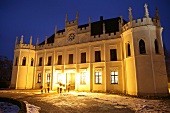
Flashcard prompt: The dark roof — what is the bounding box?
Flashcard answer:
[39,17,127,45]
[91,17,127,36]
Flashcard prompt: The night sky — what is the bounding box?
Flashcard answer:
[0,0,170,60]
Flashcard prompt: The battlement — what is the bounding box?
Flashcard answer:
[66,20,78,27]
[15,44,35,50]
[77,26,90,34]
[56,32,65,38]
[91,31,120,41]
[122,17,160,32]
[35,45,44,50]
[35,43,54,50]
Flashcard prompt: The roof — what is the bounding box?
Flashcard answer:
[39,17,127,45]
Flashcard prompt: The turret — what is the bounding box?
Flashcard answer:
[144,3,149,18]
[128,7,133,27]
[103,23,105,34]
[36,38,39,46]
[119,16,123,33]
[20,35,24,44]
[65,11,79,27]
[122,3,168,96]
[15,36,18,47]
[30,36,32,45]
[154,7,161,26]
[45,36,48,45]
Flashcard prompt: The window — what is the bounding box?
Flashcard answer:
[110,49,117,61]
[39,57,42,66]
[57,73,62,83]
[139,39,146,54]
[95,72,102,84]
[95,51,101,62]
[69,54,73,64]
[81,52,86,63]
[37,73,41,83]
[58,55,62,65]
[80,72,86,85]
[47,73,51,83]
[127,43,131,57]
[15,57,18,66]
[155,39,159,54]
[22,57,26,66]
[31,58,34,66]
[47,56,52,66]
[111,71,118,84]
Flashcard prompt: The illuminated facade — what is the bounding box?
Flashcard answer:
[11,4,169,96]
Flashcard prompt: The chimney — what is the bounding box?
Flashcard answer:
[100,16,103,21]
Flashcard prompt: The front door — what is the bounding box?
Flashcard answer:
[66,73,75,90]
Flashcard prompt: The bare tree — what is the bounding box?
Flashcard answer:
[0,56,12,81]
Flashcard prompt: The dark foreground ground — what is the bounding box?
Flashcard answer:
[0,90,170,113]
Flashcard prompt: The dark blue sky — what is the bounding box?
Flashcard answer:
[0,0,170,60]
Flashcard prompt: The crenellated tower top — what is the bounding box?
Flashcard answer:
[15,35,35,50]
[122,3,161,32]
[65,11,79,27]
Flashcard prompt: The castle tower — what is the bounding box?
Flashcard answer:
[122,4,168,96]
[10,35,35,89]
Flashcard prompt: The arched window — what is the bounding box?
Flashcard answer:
[31,58,34,66]
[155,39,159,54]
[127,43,131,57]
[15,57,18,66]
[22,57,26,66]
[139,39,146,54]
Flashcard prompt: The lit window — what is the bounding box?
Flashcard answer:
[31,58,34,66]
[22,57,26,66]
[37,73,41,83]
[111,71,118,84]
[57,73,62,83]
[95,72,102,84]
[139,39,146,54]
[80,72,86,85]
[47,73,51,83]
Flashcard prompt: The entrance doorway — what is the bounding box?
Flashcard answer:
[66,73,75,90]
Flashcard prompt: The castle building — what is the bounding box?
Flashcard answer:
[11,4,169,96]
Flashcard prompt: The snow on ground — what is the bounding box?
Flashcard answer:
[24,101,41,113]
[37,92,170,112]
[0,102,20,113]
[0,101,40,113]
[0,90,170,112]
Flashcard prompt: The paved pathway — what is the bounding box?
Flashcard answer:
[0,90,170,113]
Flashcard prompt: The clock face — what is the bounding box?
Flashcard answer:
[67,33,75,41]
